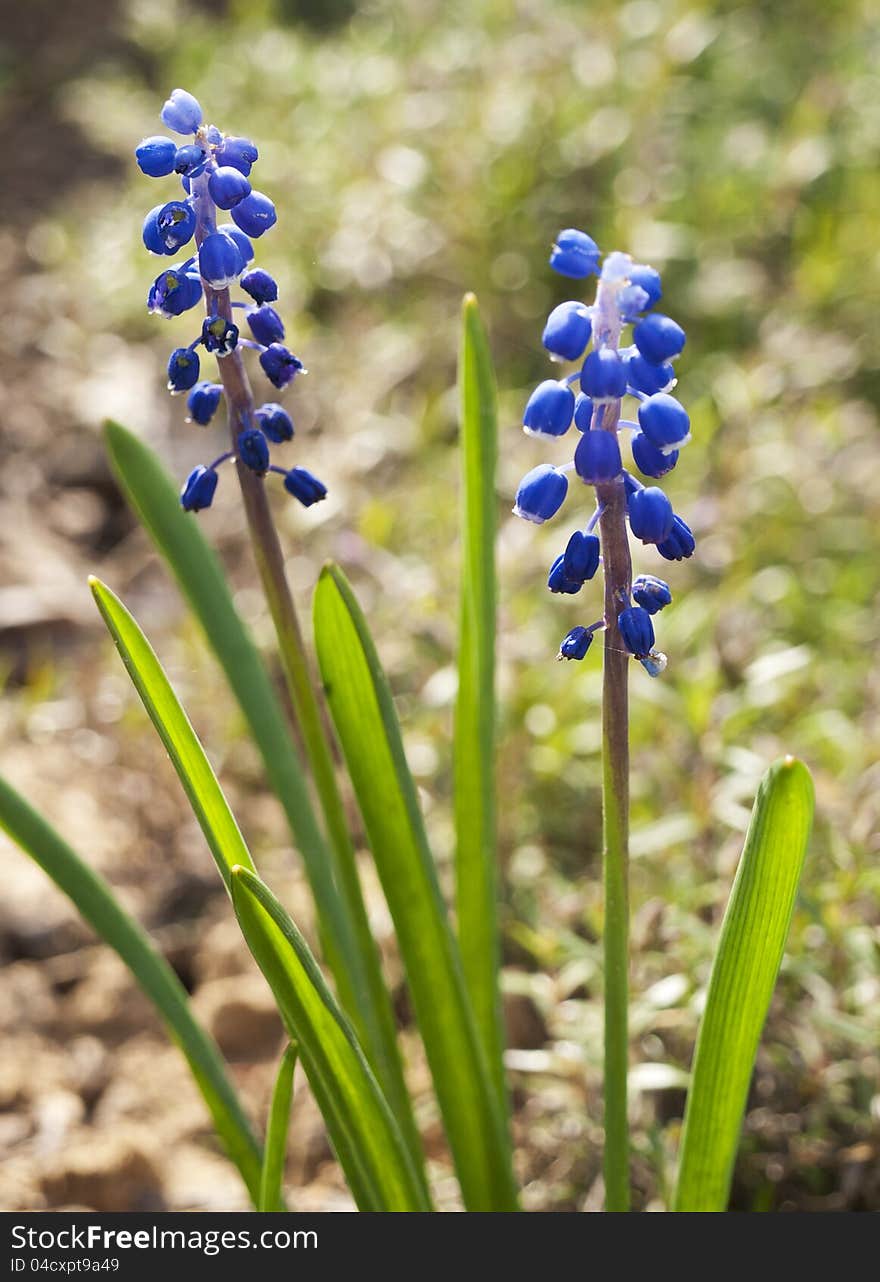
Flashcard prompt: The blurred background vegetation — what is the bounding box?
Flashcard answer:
[0,0,877,1211]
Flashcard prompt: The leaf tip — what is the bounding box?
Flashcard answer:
[772,753,813,794]
[229,863,252,910]
[102,418,132,451]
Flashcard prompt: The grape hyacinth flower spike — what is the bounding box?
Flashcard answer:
[135,89,325,513]
[513,234,694,675]
[514,231,695,1213]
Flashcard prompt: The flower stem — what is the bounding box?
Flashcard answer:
[597,480,631,1213]
[592,274,632,1213]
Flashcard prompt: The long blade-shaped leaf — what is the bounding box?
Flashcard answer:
[673,756,814,1211]
[231,866,430,1212]
[454,293,505,1108]
[0,775,262,1205]
[90,576,255,890]
[313,564,518,1211]
[103,421,423,1184]
[259,1043,298,1212]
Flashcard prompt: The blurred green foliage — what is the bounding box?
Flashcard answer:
[3,0,878,1209]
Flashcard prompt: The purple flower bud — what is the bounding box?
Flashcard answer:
[180,465,218,512]
[542,301,592,361]
[148,268,202,317]
[618,606,655,659]
[631,431,678,478]
[627,486,674,544]
[246,305,285,346]
[523,380,575,438]
[563,531,600,582]
[259,344,304,389]
[136,136,177,177]
[580,348,627,402]
[632,574,672,614]
[623,351,675,395]
[144,200,195,255]
[254,402,294,443]
[173,143,209,177]
[547,555,583,595]
[214,136,259,176]
[201,314,239,358]
[209,166,252,209]
[656,514,696,561]
[633,313,686,364]
[574,393,594,431]
[167,347,201,393]
[513,464,568,524]
[237,428,270,474]
[186,381,223,426]
[231,191,277,238]
[550,228,601,279]
[142,205,169,255]
[161,88,203,135]
[628,265,662,308]
[217,223,254,267]
[558,626,593,660]
[637,393,691,452]
[240,268,278,305]
[284,467,327,506]
[574,429,622,483]
[198,232,243,288]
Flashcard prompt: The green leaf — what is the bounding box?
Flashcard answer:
[454,294,505,1109]
[313,564,519,1211]
[673,756,814,1212]
[103,422,424,1186]
[90,576,255,890]
[259,1043,298,1213]
[231,866,430,1212]
[0,774,263,1205]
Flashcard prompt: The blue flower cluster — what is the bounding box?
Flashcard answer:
[514,230,695,675]
[137,89,326,513]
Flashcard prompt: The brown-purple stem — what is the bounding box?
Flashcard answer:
[591,273,632,1213]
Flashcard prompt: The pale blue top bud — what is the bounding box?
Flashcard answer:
[161,88,203,135]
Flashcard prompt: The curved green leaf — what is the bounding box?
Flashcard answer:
[674,756,814,1211]
[455,294,505,1109]
[90,576,254,890]
[0,774,262,1205]
[231,866,430,1212]
[259,1043,298,1212]
[313,564,518,1211]
[103,421,423,1184]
